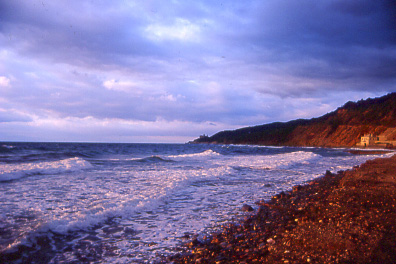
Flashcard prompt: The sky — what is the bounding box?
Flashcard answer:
[0,0,395,143]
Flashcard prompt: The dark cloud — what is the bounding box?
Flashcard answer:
[0,0,395,142]
[232,0,396,96]
[0,1,161,69]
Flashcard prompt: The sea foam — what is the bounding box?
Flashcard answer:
[168,149,221,159]
[0,157,92,182]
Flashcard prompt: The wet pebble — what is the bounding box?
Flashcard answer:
[241,204,254,212]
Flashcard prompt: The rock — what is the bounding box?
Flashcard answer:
[241,204,254,212]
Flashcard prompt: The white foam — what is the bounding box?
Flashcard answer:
[0,157,93,182]
[168,149,221,159]
[1,144,15,149]
[42,163,233,235]
[348,147,396,152]
[385,151,396,157]
[223,151,321,170]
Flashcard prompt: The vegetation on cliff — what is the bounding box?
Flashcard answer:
[193,93,396,147]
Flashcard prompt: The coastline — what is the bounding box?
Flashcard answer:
[347,149,393,155]
[164,154,396,263]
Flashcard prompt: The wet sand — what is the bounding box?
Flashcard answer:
[164,154,396,263]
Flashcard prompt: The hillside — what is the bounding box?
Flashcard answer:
[192,93,396,147]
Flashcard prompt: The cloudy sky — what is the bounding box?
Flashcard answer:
[1,0,395,143]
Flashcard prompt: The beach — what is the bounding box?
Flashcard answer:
[166,154,396,263]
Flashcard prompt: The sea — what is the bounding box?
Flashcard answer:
[0,142,393,263]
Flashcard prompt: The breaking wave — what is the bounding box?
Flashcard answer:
[168,149,221,159]
[0,157,93,182]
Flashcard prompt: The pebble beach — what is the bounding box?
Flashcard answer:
[165,154,396,263]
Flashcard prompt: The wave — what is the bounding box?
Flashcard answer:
[1,168,205,256]
[29,151,323,240]
[168,149,221,159]
[0,157,93,182]
[229,151,321,170]
[0,145,14,153]
[1,144,15,149]
[1,189,176,260]
[134,155,175,163]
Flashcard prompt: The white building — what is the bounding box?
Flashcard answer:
[357,134,376,147]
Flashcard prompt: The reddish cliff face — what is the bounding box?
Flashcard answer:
[287,93,396,147]
[193,93,396,147]
[286,125,389,147]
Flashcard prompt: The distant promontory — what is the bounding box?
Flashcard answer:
[192,93,396,148]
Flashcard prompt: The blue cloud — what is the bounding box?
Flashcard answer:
[0,0,395,142]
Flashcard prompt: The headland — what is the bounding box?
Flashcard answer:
[191,93,396,149]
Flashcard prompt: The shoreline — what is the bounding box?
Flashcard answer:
[347,150,394,155]
[163,154,396,263]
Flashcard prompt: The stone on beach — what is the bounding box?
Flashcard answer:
[241,204,254,212]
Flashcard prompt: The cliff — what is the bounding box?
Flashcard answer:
[192,92,396,147]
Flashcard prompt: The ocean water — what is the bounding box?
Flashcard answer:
[0,142,393,263]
